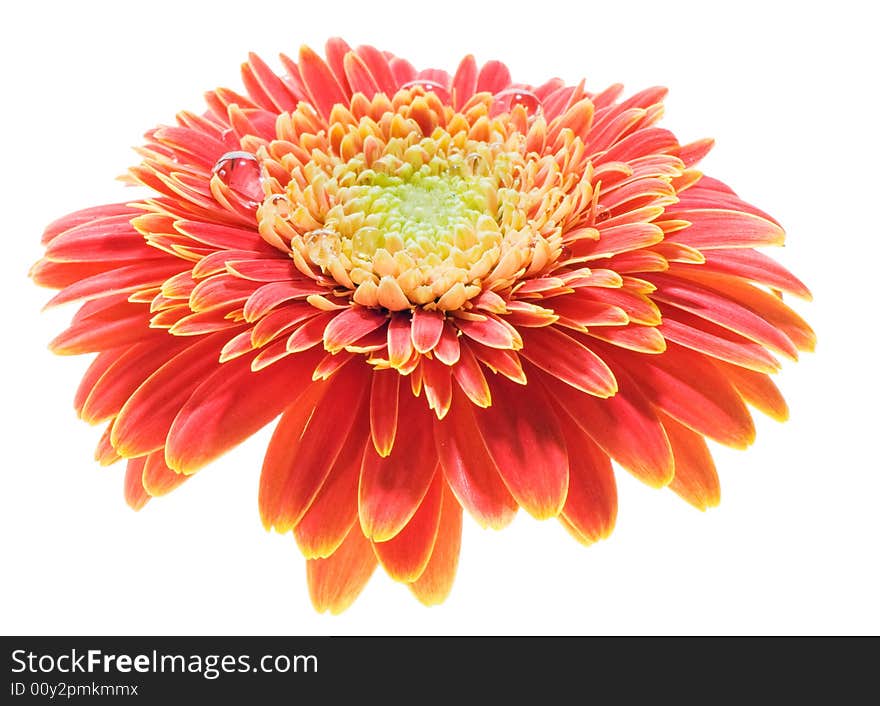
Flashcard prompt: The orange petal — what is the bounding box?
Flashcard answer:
[409,481,463,606]
[306,525,377,615]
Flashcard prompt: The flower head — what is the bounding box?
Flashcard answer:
[32,39,814,613]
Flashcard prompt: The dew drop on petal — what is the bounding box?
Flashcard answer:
[266,193,292,220]
[595,205,612,223]
[305,228,342,268]
[212,151,264,204]
[400,79,451,103]
[493,88,543,114]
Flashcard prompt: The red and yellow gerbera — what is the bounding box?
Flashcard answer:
[32,39,814,613]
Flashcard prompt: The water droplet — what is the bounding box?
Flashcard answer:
[400,79,451,103]
[212,151,263,204]
[595,205,612,223]
[463,152,488,177]
[304,228,342,268]
[265,193,292,220]
[493,88,543,114]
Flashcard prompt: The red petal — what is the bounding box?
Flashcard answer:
[343,52,381,95]
[451,54,478,109]
[306,526,377,614]
[476,60,512,94]
[46,261,185,308]
[456,314,520,349]
[294,413,370,559]
[435,388,517,529]
[701,249,812,300]
[409,481,463,606]
[468,342,526,384]
[713,360,789,422]
[660,412,720,510]
[370,370,399,457]
[613,342,756,449]
[44,216,151,262]
[387,312,414,368]
[111,333,229,457]
[244,52,300,112]
[323,306,387,353]
[297,45,347,119]
[42,203,139,245]
[664,208,785,249]
[254,360,369,531]
[421,356,453,419]
[559,425,617,544]
[651,273,799,359]
[165,347,324,473]
[519,326,618,397]
[354,44,398,95]
[547,296,629,329]
[142,451,189,497]
[411,307,445,354]
[658,304,781,373]
[587,324,667,354]
[545,367,674,488]
[359,392,438,541]
[372,471,443,582]
[258,383,325,529]
[474,375,568,519]
[74,349,120,417]
[451,341,492,407]
[433,320,461,365]
[324,37,353,92]
[81,336,190,424]
[123,457,150,511]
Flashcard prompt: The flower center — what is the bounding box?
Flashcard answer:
[257,93,572,311]
[317,159,510,309]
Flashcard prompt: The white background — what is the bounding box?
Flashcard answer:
[1,0,876,636]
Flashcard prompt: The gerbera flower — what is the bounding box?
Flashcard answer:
[31,39,814,613]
